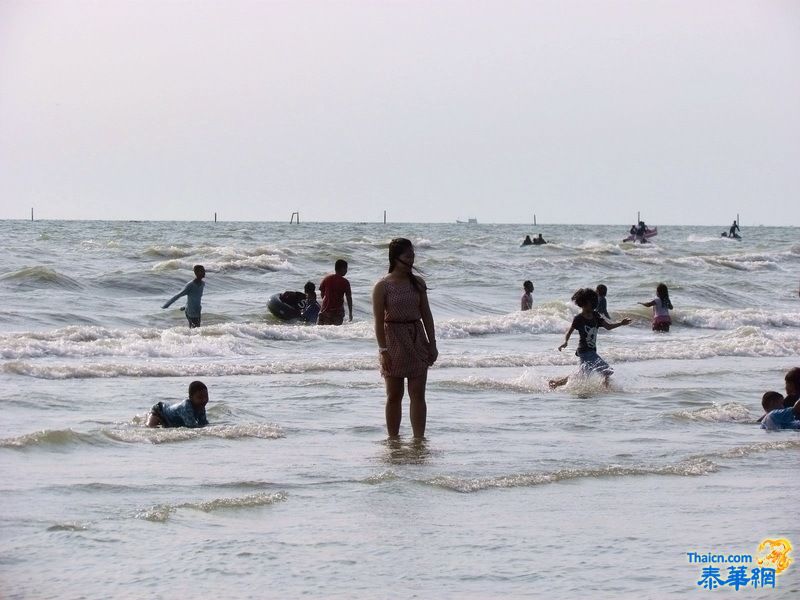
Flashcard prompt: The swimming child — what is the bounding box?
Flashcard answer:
[162,264,205,328]
[760,391,800,430]
[147,381,209,428]
[521,280,534,311]
[549,288,631,389]
[595,284,610,319]
[639,283,673,332]
[302,281,321,324]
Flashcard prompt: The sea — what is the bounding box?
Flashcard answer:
[1,220,798,599]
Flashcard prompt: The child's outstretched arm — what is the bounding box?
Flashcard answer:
[162,283,191,309]
[558,326,575,351]
[603,318,632,330]
[639,301,655,307]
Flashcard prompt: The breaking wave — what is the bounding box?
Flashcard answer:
[1,423,283,449]
[136,491,287,522]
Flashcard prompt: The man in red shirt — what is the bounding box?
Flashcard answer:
[318,259,353,325]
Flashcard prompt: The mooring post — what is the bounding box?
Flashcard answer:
[214,212,217,223]
[383,210,386,224]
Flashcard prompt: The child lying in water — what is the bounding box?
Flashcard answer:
[760,391,800,431]
[147,380,209,428]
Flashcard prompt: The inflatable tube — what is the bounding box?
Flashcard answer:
[267,293,301,320]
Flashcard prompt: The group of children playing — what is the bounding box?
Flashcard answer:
[521,281,673,388]
[150,265,796,433]
[162,260,353,328]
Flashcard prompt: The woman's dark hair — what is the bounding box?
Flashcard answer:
[656,283,673,310]
[571,288,598,309]
[188,380,208,397]
[388,237,422,293]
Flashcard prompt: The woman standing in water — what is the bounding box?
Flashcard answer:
[372,238,438,438]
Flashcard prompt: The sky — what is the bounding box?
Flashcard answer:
[0,0,798,224]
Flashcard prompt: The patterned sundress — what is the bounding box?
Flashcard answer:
[381,278,430,378]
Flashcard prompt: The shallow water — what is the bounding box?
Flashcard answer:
[1,221,799,598]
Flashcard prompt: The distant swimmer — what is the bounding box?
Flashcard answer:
[729,219,740,237]
[639,283,673,332]
[549,288,631,389]
[162,264,205,328]
[521,280,534,311]
[533,233,547,245]
[760,391,800,431]
[318,259,353,325]
[147,380,209,428]
[522,235,533,246]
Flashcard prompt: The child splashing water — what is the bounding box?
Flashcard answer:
[549,288,631,389]
[639,283,673,332]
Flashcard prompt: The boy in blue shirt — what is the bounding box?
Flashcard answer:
[302,281,321,324]
[163,265,205,328]
[147,381,209,428]
[760,391,800,431]
[595,284,610,319]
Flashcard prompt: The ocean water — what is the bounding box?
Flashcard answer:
[1,220,798,599]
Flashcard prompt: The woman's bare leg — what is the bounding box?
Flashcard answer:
[407,371,428,438]
[384,376,405,437]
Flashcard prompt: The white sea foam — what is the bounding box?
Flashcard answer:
[1,306,796,363]
[1,424,284,448]
[151,244,291,273]
[670,402,756,423]
[5,327,800,379]
[142,245,194,259]
[136,492,287,522]
[104,423,284,444]
[421,458,719,493]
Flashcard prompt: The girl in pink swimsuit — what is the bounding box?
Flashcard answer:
[639,283,673,332]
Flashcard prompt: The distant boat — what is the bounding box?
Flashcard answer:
[622,226,658,243]
[457,218,478,224]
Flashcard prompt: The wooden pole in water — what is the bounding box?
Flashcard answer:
[383,210,386,224]
[534,213,537,226]
[214,212,217,223]
[31,207,34,221]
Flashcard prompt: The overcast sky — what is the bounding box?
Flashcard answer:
[1,0,798,224]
